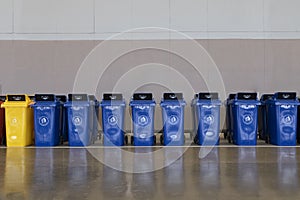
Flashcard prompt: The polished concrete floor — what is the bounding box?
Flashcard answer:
[1,142,300,199]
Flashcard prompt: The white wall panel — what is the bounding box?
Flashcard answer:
[0,0,13,33]
[170,0,207,31]
[95,0,131,33]
[264,0,300,31]
[14,0,94,33]
[208,0,263,31]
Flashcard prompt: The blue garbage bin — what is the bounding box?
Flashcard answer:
[130,93,156,146]
[160,93,186,146]
[194,93,221,146]
[225,93,236,143]
[297,98,300,144]
[259,94,273,142]
[89,95,100,144]
[31,94,60,146]
[56,95,67,143]
[101,93,126,146]
[231,93,260,146]
[266,92,299,146]
[64,94,93,146]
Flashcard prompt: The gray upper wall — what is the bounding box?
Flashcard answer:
[1,0,300,39]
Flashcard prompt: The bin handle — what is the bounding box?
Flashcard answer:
[139,95,147,100]
[169,94,177,99]
[110,95,117,100]
[243,94,251,99]
[205,94,212,99]
[283,94,290,99]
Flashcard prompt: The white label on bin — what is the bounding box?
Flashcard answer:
[105,106,120,110]
[39,116,49,126]
[138,115,149,125]
[241,105,255,109]
[169,115,179,125]
[72,116,82,125]
[170,135,178,140]
[280,105,292,109]
[108,115,118,125]
[135,106,150,110]
[206,131,214,137]
[139,133,147,139]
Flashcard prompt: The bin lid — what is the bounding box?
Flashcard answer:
[133,93,153,101]
[68,94,88,101]
[2,94,32,108]
[274,92,297,100]
[260,94,273,101]
[103,93,123,101]
[56,95,67,103]
[228,93,236,100]
[0,96,6,102]
[88,95,98,101]
[35,94,56,102]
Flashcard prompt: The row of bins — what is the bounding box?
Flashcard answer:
[0,92,221,147]
[224,92,299,146]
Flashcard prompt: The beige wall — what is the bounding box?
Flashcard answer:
[1,39,299,131]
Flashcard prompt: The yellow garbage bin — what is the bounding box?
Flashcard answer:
[1,95,34,147]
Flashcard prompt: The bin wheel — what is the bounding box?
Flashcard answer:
[160,135,164,145]
[153,135,156,145]
[224,131,228,139]
[194,136,199,145]
[265,136,269,144]
[124,135,128,145]
[131,136,134,145]
[228,134,232,144]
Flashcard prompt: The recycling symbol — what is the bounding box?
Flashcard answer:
[138,115,149,126]
[108,115,118,125]
[39,116,49,126]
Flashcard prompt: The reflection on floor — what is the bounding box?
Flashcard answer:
[0,146,300,199]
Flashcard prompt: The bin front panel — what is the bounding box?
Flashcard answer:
[5,107,33,147]
[197,104,220,145]
[233,104,258,145]
[67,105,91,146]
[33,105,60,146]
[102,104,125,146]
[131,104,155,146]
[161,104,185,146]
[271,104,297,146]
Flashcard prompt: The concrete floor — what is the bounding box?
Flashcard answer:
[0,143,300,200]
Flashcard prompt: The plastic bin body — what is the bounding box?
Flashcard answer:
[130,93,156,146]
[195,93,221,146]
[0,96,6,145]
[259,94,273,141]
[267,92,299,146]
[225,94,236,140]
[1,95,34,147]
[32,94,60,146]
[101,94,126,146]
[64,94,92,146]
[56,95,67,143]
[89,95,99,144]
[160,93,186,146]
[231,93,260,146]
